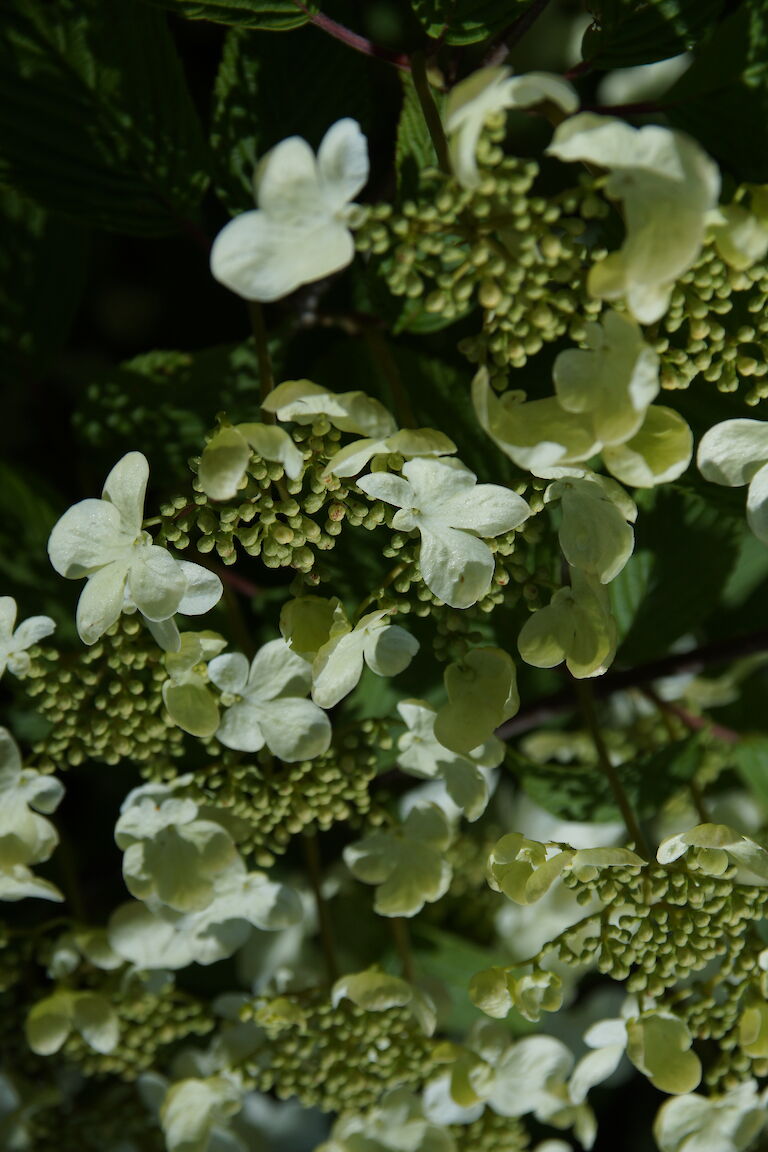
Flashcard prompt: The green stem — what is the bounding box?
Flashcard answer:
[248,301,275,409]
[303,831,339,983]
[390,917,415,983]
[411,52,451,176]
[574,678,649,856]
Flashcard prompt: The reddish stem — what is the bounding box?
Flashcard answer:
[292,2,411,71]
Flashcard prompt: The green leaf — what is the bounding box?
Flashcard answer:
[732,736,768,809]
[620,487,742,663]
[150,0,314,29]
[609,549,653,641]
[210,23,372,214]
[583,0,728,68]
[0,0,208,235]
[511,735,702,824]
[410,0,527,45]
[396,74,439,197]
[0,189,89,378]
[666,0,768,182]
[73,343,263,485]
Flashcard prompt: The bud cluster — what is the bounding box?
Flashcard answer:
[238,989,436,1111]
[22,619,184,772]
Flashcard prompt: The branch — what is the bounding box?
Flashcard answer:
[292,3,411,71]
[483,0,554,67]
[496,628,768,740]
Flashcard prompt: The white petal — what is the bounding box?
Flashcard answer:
[177,561,223,616]
[442,482,530,535]
[570,1044,625,1104]
[419,524,494,609]
[76,563,128,644]
[697,418,768,486]
[312,631,366,709]
[356,471,412,509]
[603,406,693,488]
[240,423,305,481]
[258,697,331,761]
[255,135,322,224]
[128,546,186,622]
[207,652,250,695]
[323,438,383,478]
[216,701,266,753]
[198,426,251,501]
[248,637,312,701]
[144,615,181,652]
[505,72,578,114]
[0,598,16,638]
[12,615,55,650]
[48,499,126,578]
[747,463,768,544]
[102,452,149,535]
[317,118,369,210]
[73,994,119,1054]
[364,624,419,677]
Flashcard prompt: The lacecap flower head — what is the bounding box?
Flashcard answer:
[210,118,369,302]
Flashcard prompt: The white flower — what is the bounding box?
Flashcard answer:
[198,423,304,502]
[108,868,302,970]
[0,727,64,903]
[654,1081,767,1152]
[0,596,55,678]
[262,379,396,437]
[311,610,419,709]
[544,473,637,583]
[208,638,331,761]
[397,700,504,822]
[575,1007,701,1098]
[210,119,369,302]
[26,989,119,1056]
[357,457,530,609]
[444,67,578,189]
[710,202,768,271]
[518,568,618,679]
[548,114,720,323]
[160,1076,243,1152]
[47,452,222,649]
[553,310,660,447]
[320,1088,456,1152]
[697,418,768,543]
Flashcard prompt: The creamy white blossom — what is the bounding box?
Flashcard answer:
[697,418,768,543]
[397,700,504,822]
[311,610,419,709]
[208,638,331,761]
[445,67,578,188]
[358,457,530,609]
[0,727,64,903]
[47,452,222,649]
[654,1081,767,1152]
[0,596,54,678]
[210,119,368,302]
[548,114,720,323]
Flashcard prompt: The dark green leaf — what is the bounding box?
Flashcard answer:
[149,0,313,29]
[511,736,702,824]
[667,0,768,182]
[396,74,439,196]
[0,0,208,235]
[73,343,263,486]
[410,0,528,45]
[732,736,768,808]
[609,549,653,641]
[583,0,727,68]
[0,188,89,380]
[620,486,742,663]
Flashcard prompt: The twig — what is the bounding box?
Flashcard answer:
[496,629,768,740]
[483,0,553,67]
[411,51,451,175]
[303,831,339,984]
[291,2,411,71]
[391,917,415,983]
[574,678,649,855]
